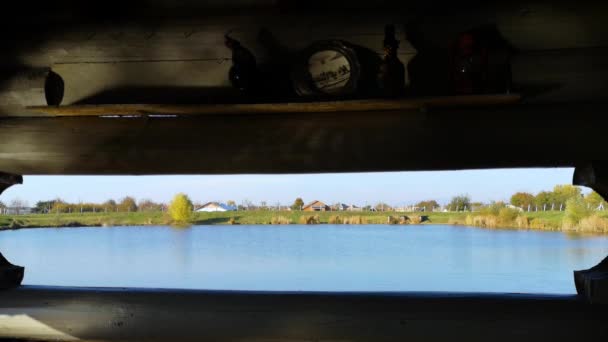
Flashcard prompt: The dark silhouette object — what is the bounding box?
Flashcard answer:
[450,26,513,95]
[574,256,608,304]
[405,22,451,97]
[0,172,22,196]
[45,70,64,106]
[225,33,258,93]
[257,28,295,100]
[0,253,24,289]
[377,25,405,97]
[451,32,487,94]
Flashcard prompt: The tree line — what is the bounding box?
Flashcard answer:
[2,184,606,215]
[444,185,606,212]
[15,197,167,214]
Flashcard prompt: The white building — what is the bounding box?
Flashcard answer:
[195,202,236,212]
[1,207,33,215]
[505,204,524,212]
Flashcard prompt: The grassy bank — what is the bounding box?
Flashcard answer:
[0,211,466,229]
[1,210,607,234]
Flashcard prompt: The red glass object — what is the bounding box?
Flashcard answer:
[452,32,489,94]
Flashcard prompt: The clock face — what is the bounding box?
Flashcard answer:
[308,50,352,94]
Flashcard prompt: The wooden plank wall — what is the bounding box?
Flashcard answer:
[1,1,608,174]
[0,103,606,175]
[1,286,607,342]
[1,1,608,113]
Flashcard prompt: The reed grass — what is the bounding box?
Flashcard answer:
[270,216,292,225]
[299,215,320,225]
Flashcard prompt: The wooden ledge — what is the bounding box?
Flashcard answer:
[23,94,521,117]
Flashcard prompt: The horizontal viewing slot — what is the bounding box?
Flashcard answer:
[0,168,607,295]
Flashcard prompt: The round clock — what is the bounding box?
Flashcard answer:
[291,40,361,97]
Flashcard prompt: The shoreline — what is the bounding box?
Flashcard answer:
[1,210,606,234]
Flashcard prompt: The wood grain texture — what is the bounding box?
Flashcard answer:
[0,286,606,342]
[24,94,521,117]
[1,102,606,175]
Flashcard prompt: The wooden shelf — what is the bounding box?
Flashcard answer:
[24,94,521,117]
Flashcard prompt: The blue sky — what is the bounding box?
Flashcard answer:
[1,168,579,207]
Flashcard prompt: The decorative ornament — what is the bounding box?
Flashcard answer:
[225,33,258,93]
[377,25,406,97]
[291,40,360,98]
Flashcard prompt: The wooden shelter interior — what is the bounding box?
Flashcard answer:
[0,0,607,341]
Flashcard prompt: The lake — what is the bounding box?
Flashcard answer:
[1,224,607,294]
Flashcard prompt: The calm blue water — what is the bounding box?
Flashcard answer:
[1,225,607,294]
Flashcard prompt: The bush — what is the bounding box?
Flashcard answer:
[343,216,366,224]
[449,216,466,225]
[515,216,530,229]
[168,193,194,224]
[466,215,498,228]
[299,215,320,225]
[530,218,553,230]
[578,215,608,233]
[387,216,400,224]
[271,216,291,225]
[228,217,237,225]
[328,215,343,224]
[408,215,423,224]
[498,208,520,224]
[564,197,591,226]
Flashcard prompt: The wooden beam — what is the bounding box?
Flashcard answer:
[0,103,606,175]
[24,95,521,117]
[0,286,606,342]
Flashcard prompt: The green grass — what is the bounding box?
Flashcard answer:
[0,210,467,229]
[1,210,607,234]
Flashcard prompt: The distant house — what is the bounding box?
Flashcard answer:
[196,202,236,212]
[346,205,362,212]
[331,203,349,211]
[302,200,330,212]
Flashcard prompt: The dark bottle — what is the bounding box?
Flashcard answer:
[451,32,488,95]
[377,25,406,97]
[225,34,258,93]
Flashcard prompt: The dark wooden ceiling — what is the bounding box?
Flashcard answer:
[0,0,607,175]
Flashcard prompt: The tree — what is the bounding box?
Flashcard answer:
[9,199,28,214]
[552,185,582,206]
[51,199,69,213]
[138,199,163,212]
[565,196,591,225]
[291,197,304,211]
[33,200,59,214]
[117,196,138,212]
[242,199,254,210]
[416,200,439,212]
[470,202,485,212]
[534,191,553,209]
[584,191,607,210]
[448,195,471,211]
[168,193,194,224]
[102,200,117,212]
[510,192,535,209]
[226,200,236,208]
